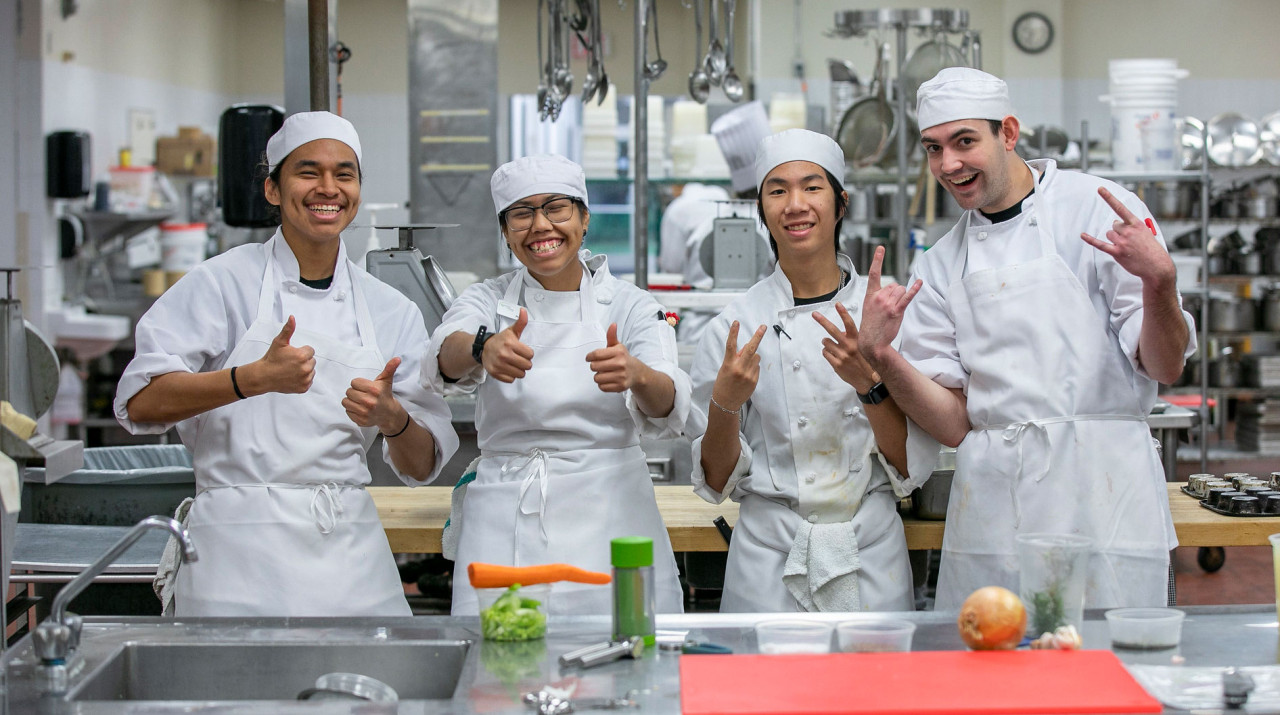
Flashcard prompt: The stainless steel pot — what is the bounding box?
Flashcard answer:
[1209,296,1257,332]
[1264,290,1280,332]
[1208,355,1241,388]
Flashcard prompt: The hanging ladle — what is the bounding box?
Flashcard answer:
[704,0,727,86]
[643,0,668,81]
[721,0,743,102]
[688,0,711,102]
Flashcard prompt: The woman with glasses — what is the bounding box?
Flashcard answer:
[425,154,688,615]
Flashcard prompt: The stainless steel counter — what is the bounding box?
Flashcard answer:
[2,605,1275,712]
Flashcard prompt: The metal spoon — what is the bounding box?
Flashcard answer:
[721,0,743,101]
[537,0,548,119]
[688,0,711,102]
[643,0,668,80]
[592,0,610,104]
[704,0,726,86]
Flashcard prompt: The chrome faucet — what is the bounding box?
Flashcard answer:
[33,515,197,665]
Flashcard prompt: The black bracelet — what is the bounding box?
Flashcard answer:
[229,366,247,400]
[383,412,412,438]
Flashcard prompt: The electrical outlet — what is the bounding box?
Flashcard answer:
[128,109,157,165]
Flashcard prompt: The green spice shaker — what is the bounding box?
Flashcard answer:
[611,536,656,647]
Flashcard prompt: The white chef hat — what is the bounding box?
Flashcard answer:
[710,101,771,194]
[916,67,1015,131]
[266,111,363,172]
[490,154,589,215]
[753,129,846,191]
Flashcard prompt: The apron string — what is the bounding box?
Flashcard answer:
[499,448,551,562]
[198,482,360,534]
[974,413,1147,528]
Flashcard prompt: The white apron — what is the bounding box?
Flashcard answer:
[174,238,410,617]
[934,173,1174,610]
[717,259,913,613]
[451,263,683,616]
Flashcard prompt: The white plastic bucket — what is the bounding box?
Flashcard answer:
[160,223,208,272]
[1108,99,1179,172]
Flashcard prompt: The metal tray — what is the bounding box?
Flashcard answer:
[1198,499,1279,517]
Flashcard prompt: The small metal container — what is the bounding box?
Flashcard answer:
[1270,472,1280,490]
[1244,486,1273,499]
[1264,494,1280,514]
[1226,473,1253,490]
[1229,496,1261,514]
[1216,490,1246,510]
[1206,487,1235,506]
[1188,474,1215,496]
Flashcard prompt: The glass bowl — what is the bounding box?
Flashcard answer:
[836,619,917,653]
[755,620,833,655]
[477,584,551,641]
[1105,607,1185,649]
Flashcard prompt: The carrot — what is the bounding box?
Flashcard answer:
[467,562,612,588]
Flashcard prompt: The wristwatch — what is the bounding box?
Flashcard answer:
[471,326,492,363]
[857,381,890,405]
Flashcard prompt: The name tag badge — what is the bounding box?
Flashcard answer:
[496,300,521,327]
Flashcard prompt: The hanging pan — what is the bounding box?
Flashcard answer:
[837,43,914,169]
[900,31,968,116]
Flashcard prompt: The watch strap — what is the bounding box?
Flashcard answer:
[857,381,890,405]
[471,326,491,363]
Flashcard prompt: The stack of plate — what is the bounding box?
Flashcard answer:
[1235,399,1280,453]
[581,85,619,178]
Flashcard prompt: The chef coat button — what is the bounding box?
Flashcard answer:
[534,294,544,302]
[787,309,796,318]
[1029,217,1038,226]
[288,285,298,294]
[805,472,816,484]
[792,360,801,370]
[798,416,809,426]
[977,231,988,240]
[851,460,864,472]
[807,514,818,524]
[843,409,856,418]
[334,290,346,301]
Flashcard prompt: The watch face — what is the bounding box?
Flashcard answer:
[1013,11,1054,54]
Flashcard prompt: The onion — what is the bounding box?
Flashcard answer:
[957,586,1027,650]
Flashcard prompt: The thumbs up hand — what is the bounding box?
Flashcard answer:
[586,323,637,393]
[250,316,316,395]
[482,308,536,383]
[344,356,406,431]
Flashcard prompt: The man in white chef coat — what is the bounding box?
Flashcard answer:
[115,111,457,617]
[857,68,1196,610]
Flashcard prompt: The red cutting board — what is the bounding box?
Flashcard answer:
[680,650,1162,715]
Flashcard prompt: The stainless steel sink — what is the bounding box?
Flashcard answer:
[68,640,471,702]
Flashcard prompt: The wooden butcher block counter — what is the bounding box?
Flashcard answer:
[370,483,1262,553]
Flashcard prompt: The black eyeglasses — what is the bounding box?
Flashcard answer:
[501,197,579,231]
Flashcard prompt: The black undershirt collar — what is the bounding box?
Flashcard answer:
[794,270,850,306]
[299,275,334,290]
[978,168,1045,224]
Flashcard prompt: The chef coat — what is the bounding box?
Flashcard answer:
[895,159,1196,609]
[117,231,457,485]
[115,232,457,615]
[659,183,731,274]
[423,250,690,615]
[688,254,914,613]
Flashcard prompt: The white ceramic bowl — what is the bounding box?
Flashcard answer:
[836,619,917,653]
[1105,607,1185,649]
[755,620,833,654]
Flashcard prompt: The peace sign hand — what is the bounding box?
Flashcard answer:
[712,321,767,412]
[813,302,879,393]
[857,246,923,367]
[1080,187,1177,289]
